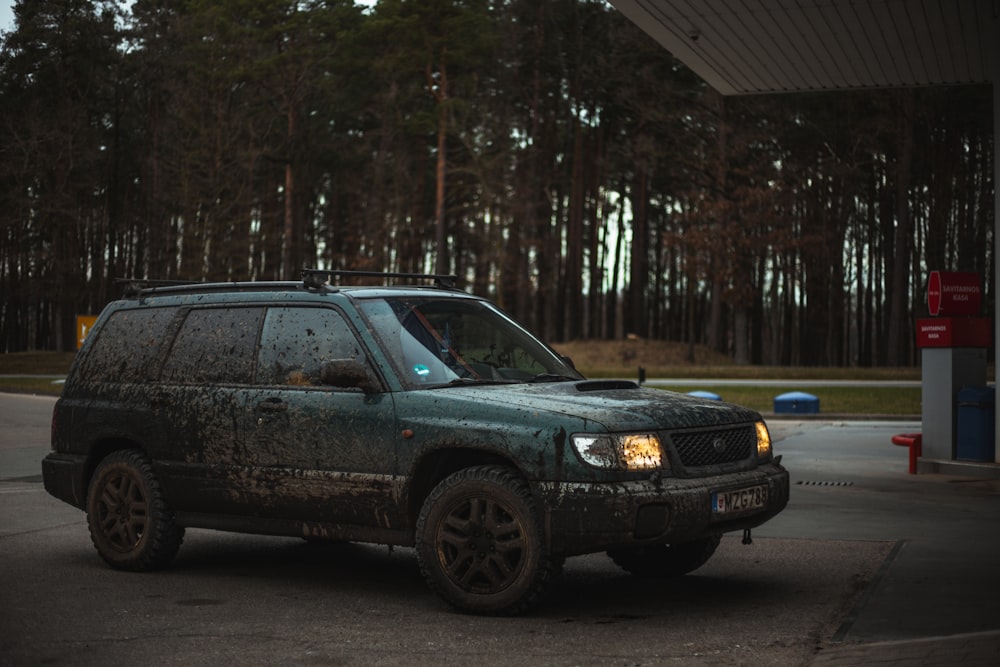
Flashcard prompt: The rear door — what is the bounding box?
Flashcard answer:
[152,306,266,515]
[152,303,401,531]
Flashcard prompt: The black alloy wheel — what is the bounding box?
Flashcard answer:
[416,465,555,615]
[86,449,183,571]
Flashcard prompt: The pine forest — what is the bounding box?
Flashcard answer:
[0,0,994,365]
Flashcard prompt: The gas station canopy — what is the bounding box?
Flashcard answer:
[608,0,1000,467]
[608,0,996,94]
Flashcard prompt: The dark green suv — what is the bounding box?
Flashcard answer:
[43,270,789,614]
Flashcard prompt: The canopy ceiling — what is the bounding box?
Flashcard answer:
[608,0,998,95]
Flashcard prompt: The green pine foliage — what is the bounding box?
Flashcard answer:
[0,0,992,366]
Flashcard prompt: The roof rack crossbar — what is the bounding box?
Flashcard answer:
[302,269,458,290]
[116,278,203,297]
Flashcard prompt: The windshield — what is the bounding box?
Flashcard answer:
[357,296,584,389]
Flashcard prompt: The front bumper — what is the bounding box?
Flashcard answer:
[538,462,789,556]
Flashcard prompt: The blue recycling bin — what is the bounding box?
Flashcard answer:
[687,390,721,401]
[774,391,819,414]
[956,386,995,462]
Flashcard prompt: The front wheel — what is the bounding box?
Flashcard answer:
[415,466,555,615]
[86,449,184,571]
[607,535,722,578]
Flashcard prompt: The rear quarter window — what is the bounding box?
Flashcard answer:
[80,307,178,383]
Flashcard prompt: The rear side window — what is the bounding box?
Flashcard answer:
[160,307,264,385]
[80,307,178,383]
[256,307,364,386]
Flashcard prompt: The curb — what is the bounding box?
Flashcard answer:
[812,629,1000,666]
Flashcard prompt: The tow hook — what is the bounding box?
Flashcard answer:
[742,528,753,545]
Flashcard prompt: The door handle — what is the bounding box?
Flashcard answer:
[256,398,288,413]
[148,391,170,407]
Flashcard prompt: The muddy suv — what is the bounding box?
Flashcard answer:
[43,270,788,614]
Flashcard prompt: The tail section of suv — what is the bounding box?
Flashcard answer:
[43,270,789,615]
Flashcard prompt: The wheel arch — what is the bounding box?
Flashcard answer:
[83,437,148,491]
[405,446,527,531]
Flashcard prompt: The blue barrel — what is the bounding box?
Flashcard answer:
[774,391,819,414]
[956,386,995,462]
[687,390,721,401]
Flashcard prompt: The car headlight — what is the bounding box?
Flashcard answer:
[755,421,772,459]
[571,433,664,471]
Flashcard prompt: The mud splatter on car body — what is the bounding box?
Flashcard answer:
[43,270,789,615]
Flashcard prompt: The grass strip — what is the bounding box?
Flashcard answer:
[0,351,925,415]
[657,385,921,416]
[0,377,66,395]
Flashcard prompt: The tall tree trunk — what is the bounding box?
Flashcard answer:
[887,90,915,366]
[608,183,626,340]
[565,118,585,340]
[628,155,649,338]
[433,102,448,275]
[428,60,449,276]
[733,308,748,364]
[708,95,729,355]
[282,102,297,280]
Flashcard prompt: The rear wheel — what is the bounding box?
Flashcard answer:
[415,466,555,615]
[86,449,184,571]
[607,535,721,578]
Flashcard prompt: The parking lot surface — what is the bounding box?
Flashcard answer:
[2,393,999,665]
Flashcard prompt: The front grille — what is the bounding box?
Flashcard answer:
[669,425,755,467]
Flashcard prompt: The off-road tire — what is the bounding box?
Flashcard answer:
[607,534,722,578]
[415,466,555,615]
[86,449,184,571]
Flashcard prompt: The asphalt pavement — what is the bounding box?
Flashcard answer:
[2,393,999,665]
[764,419,1000,665]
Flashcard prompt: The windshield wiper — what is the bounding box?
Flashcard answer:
[441,377,517,387]
[527,373,577,383]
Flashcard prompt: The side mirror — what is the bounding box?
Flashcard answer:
[320,359,380,394]
[560,355,576,370]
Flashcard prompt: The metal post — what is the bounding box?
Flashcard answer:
[994,24,1000,464]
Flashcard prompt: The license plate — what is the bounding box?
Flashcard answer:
[712,484,768,514]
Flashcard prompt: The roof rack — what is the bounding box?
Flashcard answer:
[301,269,459,290]
[116,278,202,297]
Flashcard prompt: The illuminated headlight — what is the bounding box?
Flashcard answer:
[755,421,772,459]
[571,433,663,471]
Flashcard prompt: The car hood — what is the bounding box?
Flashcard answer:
[429,379,760,432]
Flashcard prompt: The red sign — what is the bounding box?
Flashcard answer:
[916,317,991,348]
[927,271,981,316]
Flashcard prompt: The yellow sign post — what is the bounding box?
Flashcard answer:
[76,315,98,350]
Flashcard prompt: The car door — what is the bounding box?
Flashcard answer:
[152,305,267,515]
[243,305,401,531]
